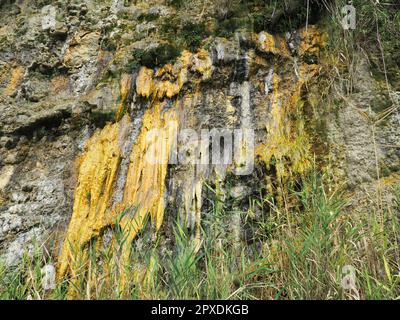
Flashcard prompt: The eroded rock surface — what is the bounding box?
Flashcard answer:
[0,1,399,280]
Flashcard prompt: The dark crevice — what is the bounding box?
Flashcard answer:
[12,109,72,138]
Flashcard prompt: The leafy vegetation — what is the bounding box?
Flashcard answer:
[160,19,212,53]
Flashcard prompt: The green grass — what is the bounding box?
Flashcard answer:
[1,172,399,300]
[322,0,400,90]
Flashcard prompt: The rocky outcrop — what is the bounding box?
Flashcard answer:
[0,0,120,265]
[0,1,399,291]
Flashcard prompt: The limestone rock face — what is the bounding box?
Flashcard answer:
[0,0,398,279]
[0,0,120,265]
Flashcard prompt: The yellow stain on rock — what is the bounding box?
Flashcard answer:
[118,100,179,263]
[4,65,24,96]
[115,73,133,121]
[136,67,155,98]
[256,32,291,58]
[299,26,327,56]
[136,50,212,100]
[58,28,326,292]
[58,100,180,282]
[256,64,319,180]
[51,75,70,94]
[57,49,214,290]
